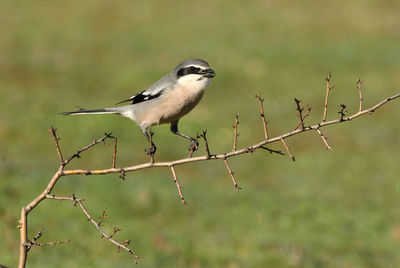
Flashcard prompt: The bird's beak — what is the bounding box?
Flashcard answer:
[203,68,216,78]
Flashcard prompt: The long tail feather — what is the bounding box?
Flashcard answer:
[60,108,120,116]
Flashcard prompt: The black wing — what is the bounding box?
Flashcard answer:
[116,89,164,105]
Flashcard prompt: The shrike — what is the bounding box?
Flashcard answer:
[61,59,216,154]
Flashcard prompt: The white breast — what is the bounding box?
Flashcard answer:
[120,75,211,128]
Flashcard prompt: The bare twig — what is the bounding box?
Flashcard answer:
[316,128,333,151]
[294,104,311,130]
[357,78,363,112]
[119,169,126,180]
[48,127,64,164]
[255,94,269,139]
[64,133,113,165]
[45,194,84,202]
[338,104,347,121]
[200,129,211,158]
[280,138,295,161]
[98,211,110,227]
[188,146,195,158]
[232,113,239,151]
[170,165,186,205]
[109,227,122,239]
[18,132,116,268]
[223,158,241,190]
[29,239,70,248]
[322,72,335,121]
[25,228,69,250]
[75,200,138,263]
[112,138,118,168]
[33,229,42,241]
[259,146,285,155]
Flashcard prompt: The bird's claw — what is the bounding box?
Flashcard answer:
[188,139,199,152]
[144,145,157,156]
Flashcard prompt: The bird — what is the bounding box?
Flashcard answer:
[61,59,216,155]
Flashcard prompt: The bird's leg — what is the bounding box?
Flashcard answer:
[142,128,157,156]
[170,121,199,151]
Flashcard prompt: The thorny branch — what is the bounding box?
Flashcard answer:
[357,78,363,112]
[280,138,295,161]
[255,94,269,139]
[18,132,136,268]
[232,113,240,151]
[200,129,212,159]
[223,158,241,190]
[323,72,335,122]
[338,104,347,121]
[294,99,311,131]
[25,228,70,249]
[74,199,138,263]
[170,165,186,205]
[17,76,400,267]
[316,128,333,151]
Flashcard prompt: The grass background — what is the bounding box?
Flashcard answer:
[1,0,400,267]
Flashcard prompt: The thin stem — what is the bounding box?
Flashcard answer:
[316,128,332,151]
[280,138,295,161]
[48,127,64,164]
[357,78,363,112]
[170,165,186,205]
[76,200,138,262]
[323,73,334,121]
[255,94,269,139]
[233,113,239,151]
[223,158,241,189]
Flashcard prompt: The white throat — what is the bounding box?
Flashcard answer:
[177,74,210,91]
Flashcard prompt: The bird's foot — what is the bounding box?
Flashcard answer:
[144,145,157,156]
[188,139,199,152]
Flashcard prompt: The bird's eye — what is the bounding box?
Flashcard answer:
[190,66,196,71]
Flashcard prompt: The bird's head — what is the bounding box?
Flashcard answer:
[174,59,216,87]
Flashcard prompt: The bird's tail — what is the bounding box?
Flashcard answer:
[60,107,121,116]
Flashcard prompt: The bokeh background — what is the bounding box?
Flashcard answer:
[1,0,400,267]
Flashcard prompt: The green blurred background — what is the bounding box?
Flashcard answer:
[1,0,400,267]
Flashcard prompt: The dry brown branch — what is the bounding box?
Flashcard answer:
[48,127,63,164]
[24,228,70,250]
[75,199,138,263]
[316,128,333,151]
[294,102,311,130]
[294,98,312,130]
[18,132,124,268]
[170,165,186,205]
[112,138,118,168]
[63,132,113,165]
[98,211,110,227]
[322,72,335,121]
[259,146,285,155]
[357,78,363,112]
[45,194,84,202]
[223,158,241,190]
[232,113,240,151]
[110,227,122,239]
[187,133,199,158]
[280,138,295,161]
[338,104,347,121]
[29,239,70,248]
[17,75,400,267]
[57,89,399,174]
[200,129,211,159]
[255,94,269,139]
